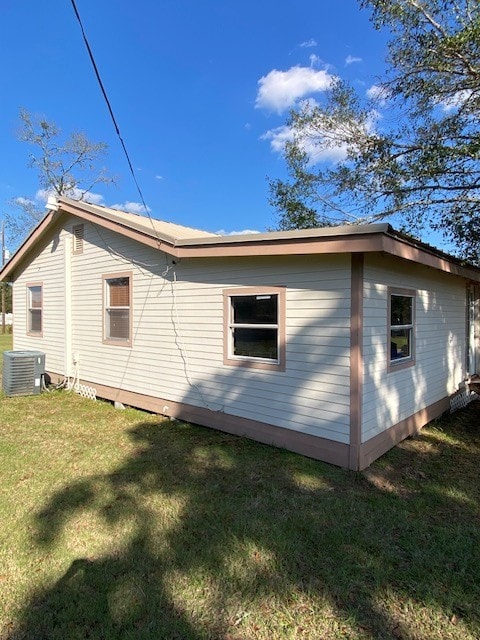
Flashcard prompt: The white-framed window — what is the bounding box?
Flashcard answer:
[224,286,285,371]
[103,272,132,346]
[388,288,415,370]
[27,283,43,336]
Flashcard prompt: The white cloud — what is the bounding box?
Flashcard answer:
[262,106,380,165]
[366,84,391,107]
[216,229,261,236]
[155,175,164,180]
[82,191,105,205]
[32,188,151,215]
[14,196,35,207]
[261,124,349,164]
[110,200,151,214]
[255,66,336,113]
[345,55,362,65]
[35,187,105,205]
[35,188,56,203]
[439,89,473,112]
[300,39,317,48]
[261,125,294,154]
[309,54,322,67]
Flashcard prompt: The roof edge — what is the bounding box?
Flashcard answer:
[175,222,393,246]
[57,197,179,246]
[2,198,480,283]
[0,210,58,281]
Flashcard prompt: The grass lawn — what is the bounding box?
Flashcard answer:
[1,333,479,639]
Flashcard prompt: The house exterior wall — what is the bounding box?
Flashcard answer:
[10,214,471,467]
[12,215,353,445]
[362,253,467,443]
[12,221,66,374]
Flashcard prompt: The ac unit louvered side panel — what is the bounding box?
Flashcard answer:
[2,351,45,396]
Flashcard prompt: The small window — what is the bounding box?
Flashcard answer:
[224,287,285,371]
[389,289,415,369]
[72,224,84,254]
[27,283,42,336]
[103,273,132,345]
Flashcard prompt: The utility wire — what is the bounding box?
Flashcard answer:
[68,1,219,412]
[69,0,151,221]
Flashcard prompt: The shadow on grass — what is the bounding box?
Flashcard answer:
[7,403,480,640]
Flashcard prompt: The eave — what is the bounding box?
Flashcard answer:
[1,197,480,283]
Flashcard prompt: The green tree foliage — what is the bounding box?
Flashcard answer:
[7,108,113,245]
[270,0,480,260]
[1,282,12,313]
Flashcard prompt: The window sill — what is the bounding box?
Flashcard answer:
[224,355,285,372]
[387,358,415,373]
[102,338,132,348]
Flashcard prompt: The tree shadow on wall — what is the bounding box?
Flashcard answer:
[7,404,480,640]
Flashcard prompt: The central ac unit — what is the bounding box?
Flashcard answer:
[2,351,46,397]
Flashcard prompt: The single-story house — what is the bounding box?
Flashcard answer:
[1,196,479,470]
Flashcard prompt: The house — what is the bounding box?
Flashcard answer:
[1,196,479,470]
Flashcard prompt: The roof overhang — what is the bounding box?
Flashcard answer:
[2,197,480,283]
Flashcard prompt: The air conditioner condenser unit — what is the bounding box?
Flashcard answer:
[2,351,46,397]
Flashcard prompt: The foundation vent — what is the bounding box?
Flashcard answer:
[450,387,475,413]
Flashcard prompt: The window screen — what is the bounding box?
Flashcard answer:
[390,293,414,362]
[105,276,131,342]
[28,284,42,334]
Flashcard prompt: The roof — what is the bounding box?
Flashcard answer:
[2,196,480,282]
[64,200,218,243]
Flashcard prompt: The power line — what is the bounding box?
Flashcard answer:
[69,0,151,220]
[68,2,219,412]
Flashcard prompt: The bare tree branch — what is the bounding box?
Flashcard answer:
[8,109,114,246]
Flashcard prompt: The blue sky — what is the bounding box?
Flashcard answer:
[0,0,390,246]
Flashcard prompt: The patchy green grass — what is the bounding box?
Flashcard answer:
[1,333,479,639]
[0,332,12,357]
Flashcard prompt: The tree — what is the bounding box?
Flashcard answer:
[270,0,480,260]
[1,282,12,313]
[7,108,113,244]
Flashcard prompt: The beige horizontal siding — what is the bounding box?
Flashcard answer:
[52,217,352,443]
[362,254,466,442]
[12,223,66,373]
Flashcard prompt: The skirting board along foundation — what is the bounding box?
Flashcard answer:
[47,372,350,469]
[47,372,451,471]
[358,396,451,470]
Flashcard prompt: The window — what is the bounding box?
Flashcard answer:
[389,288,415,370]
[224,287,285,371]
[72,224,84,254]
[27,283,42,335]
[103,273,132,345]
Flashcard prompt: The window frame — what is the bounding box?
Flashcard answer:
[102,271,133,347]
[26,282,43,337]
[387,287,416,372]
[223,286,286,371]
